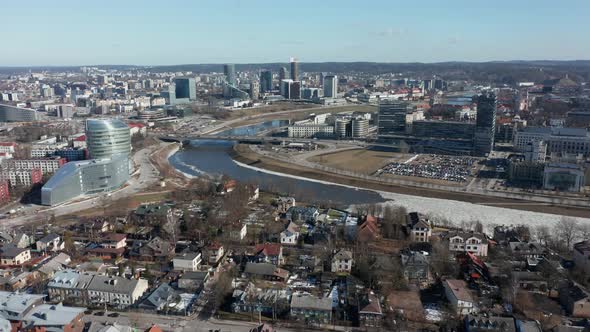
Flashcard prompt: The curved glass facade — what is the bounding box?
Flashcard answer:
[85,119,131,159]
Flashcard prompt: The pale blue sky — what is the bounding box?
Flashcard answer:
[1,0,589,66]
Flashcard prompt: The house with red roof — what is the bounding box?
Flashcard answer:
[254,243,284,266]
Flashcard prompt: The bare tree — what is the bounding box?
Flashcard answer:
[535,225,551,246]
[554,217,580,250]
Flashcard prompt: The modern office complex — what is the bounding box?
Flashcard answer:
[290,57,299,81]
[514,127,590,157]
[41,154,130,206]
[412,120,475,140]
[223,64,237,85]
[250,80,260,100]
[473,92,497,156]
[260,70,273,93]
[85,119,131,159]
[352,118,370,138]
[280,79,301,99]
[288,124,334,138]
[0,104,39,122]
[377,100,409,138]
[279,67,289,83]
[174,78,196,103]
[323,75,338,98]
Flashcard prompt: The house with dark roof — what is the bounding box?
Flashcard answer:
[243,262,289,282]
[290,293,332,325]
[559,282,590,318]
[463,314,517,332]
[573,240,590,277]
[406,212,432,242]
[509,242,545,260]
[1,247,31,265]
[285,206,319,223]
[132,237,174,262]
[36,233,63,252]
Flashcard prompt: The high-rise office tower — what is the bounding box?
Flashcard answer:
[260,70,273,93]
[85,119,131,159]
[280,79,293,99]
[323,75,338,98]
[224,64,236,85]
[377,100,408,139]
[320,72,327,87]
[290,57,299,81]
[279,67,289,83]
[474,92,497,156]
[290,81,301,99]
[250,80,260,100]
[174,78,196,101]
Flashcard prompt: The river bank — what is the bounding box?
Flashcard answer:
[230,144,590,219]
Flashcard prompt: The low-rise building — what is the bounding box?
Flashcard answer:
[358,292,383,328]
[290,293,332,325]
[1,247,31,265]
[207,242,224,265]
[407,212,432,242]
[36,233,63,252]
[86,275,149,308]
[280,221,300,245]
[331,249,353,274]
[573,240,590,276]
[22,303,86,332]
[173,252,202,272]
[444,279,476,315]
[446,231,489,257]
[254,243,284,266]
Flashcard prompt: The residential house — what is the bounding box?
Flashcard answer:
[290,293,332,325]
[559,283,590,318]
[86,233,127,260]
[207,242,224,265]
[10,232,33,248]
[87,275,149,308]
[254,243,284,266]
[276,197,296,214]
[0,233,13,245]
[509,242,545,260]
[173,252,202,272]
[178,271,209,291]
[444,279,476,315]
[358,292,383,328]
[1,247,31,265]
[512,271,549,293]
[0,291,45,321]
[21,303,86,332]
[243,262,289,282]
[407,212,432,242]
[135,236,174,261]
[464,314,517,332]
[36,233,63,252]
[331,249,353,274]
[280,221,300,245]
[232,282,289,317]
[357,215,379,242]
[446,231,489,257]
[138,283,184,312]
[386,289,424,322]
[401,250,431,286]
[47,270,94,304]
[285,206,319,223]
[573,240,590,276]
[38,253,71,277]
[135,203,173,221]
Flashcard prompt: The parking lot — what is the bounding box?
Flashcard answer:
[378,154,479,183]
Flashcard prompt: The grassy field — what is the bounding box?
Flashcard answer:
[308,149,410,175]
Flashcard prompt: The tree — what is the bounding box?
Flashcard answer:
[554,217,579,250]
[535,225,551,246]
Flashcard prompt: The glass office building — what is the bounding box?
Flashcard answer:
[86,119,131,159]
[41,154,130,206]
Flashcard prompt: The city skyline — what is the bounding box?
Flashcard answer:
[1,0,589,66]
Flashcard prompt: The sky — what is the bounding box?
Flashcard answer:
[1,0,589,66]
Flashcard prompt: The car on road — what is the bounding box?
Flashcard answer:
[84,310,93,315]
[107,312,119,317]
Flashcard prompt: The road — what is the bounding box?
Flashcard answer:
[3,142,167,229]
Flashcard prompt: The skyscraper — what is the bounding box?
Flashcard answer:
[279,67,289,83]
[290,57,299,81]
[280,79,293,99]
[474,92,497,156]
[85,119,131,159]
[260,70,273,93]
[250,80,260,100]
[323,75,338,98]
[223,64,236,85]
[377,100,409,139]
[174,78,196,101]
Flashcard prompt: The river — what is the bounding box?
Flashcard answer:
[169,121,590,229]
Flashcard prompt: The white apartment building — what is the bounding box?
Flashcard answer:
[3,158,65,174]
[0,143,16,154]
[514,127,590,157]
[86,275,148,308]
[0,169,41,187]
[288,124,334,138]
[446,231,489,257]
[173,252,202,272]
